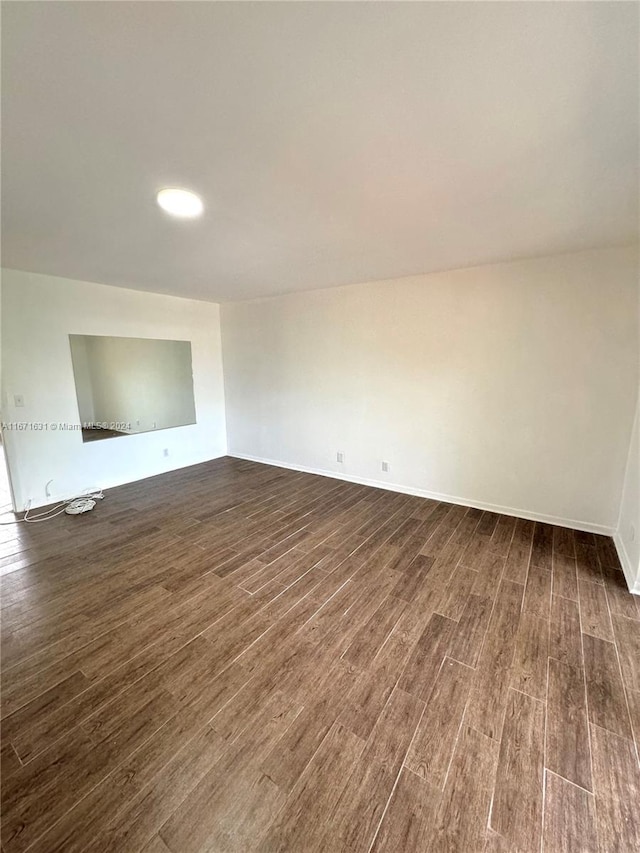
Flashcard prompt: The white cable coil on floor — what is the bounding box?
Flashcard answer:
[0,490,104,524]
[64,496,100,515]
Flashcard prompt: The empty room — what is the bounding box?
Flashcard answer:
[1,2,639,851]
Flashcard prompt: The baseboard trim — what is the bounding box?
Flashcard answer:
[613,531,640,595]
[21,452,228,512]
[230,452,616,536]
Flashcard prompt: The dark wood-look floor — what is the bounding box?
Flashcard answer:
[81,428,129,442]
[1,457,639,853]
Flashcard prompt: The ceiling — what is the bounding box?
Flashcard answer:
[2,2,638,302]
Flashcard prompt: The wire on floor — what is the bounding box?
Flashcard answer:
[0,490,104,524]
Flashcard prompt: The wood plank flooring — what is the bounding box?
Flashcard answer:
[1,457,639,852]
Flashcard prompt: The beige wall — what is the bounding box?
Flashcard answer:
[222,246,639,533]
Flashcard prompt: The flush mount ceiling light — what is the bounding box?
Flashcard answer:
[156,188,204,218]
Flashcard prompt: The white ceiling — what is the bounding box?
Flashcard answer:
[2,2,638,302]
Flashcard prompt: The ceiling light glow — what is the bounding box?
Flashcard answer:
[156,188,203,218]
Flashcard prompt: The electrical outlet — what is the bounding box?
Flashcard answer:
[336,451,345,463]
[163,448,169,458]
[381,461,390,473]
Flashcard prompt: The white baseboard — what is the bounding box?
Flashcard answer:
[22,452,228,511]
[613,531,640,595]
[229,452,616,536]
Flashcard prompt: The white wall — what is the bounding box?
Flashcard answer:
[2,248,637,541]
[222,247,639,534]
[615,392,640,593]
[1,269,227,509]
